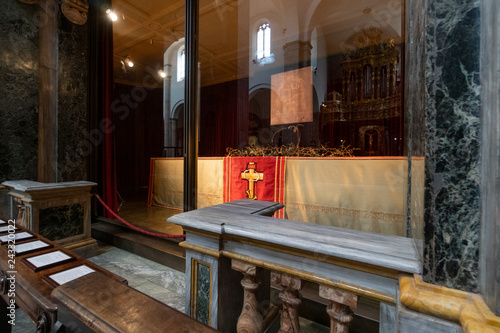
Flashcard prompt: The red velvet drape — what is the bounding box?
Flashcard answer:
[199,78,249,156]
[101,11,118,218]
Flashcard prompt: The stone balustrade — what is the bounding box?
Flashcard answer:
[169,199,466,332]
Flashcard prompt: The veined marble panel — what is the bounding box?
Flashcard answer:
[424,0,481,293]
[58,17,89,181]
[0,0,39,182]
[195,262,211,325]
[39,204,84,240]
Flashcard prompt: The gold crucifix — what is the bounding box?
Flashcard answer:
[241,162,264,200]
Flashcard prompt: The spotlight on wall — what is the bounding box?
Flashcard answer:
[124,56,134,68]
[120,56,134,73]
[106,9,118,21]
[158,70,167,78]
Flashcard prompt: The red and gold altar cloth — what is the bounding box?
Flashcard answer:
[223,156,286,218]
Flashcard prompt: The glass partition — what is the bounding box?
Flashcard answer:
[194,0,415,237]
[107,0,424,239]
[195,0,404,156]
[108,0,185,235]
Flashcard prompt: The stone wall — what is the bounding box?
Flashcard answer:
[0,0,39,182]
[0,0,89,184]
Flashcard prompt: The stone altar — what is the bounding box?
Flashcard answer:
[2,180,97,255]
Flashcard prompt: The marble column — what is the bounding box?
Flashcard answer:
[423,0,481,292]
[58,7,90,182]
[479,0,500,316]
[38,0,59,182]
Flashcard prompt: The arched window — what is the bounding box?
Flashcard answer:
[257,23,271,59]
[177,47,185,82]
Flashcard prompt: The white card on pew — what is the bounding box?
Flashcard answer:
[0,232,32,243]
[15,240,50,254]
[0,220,6,224]
[49,265,95,285]
[0,225,17,233]
[26,250,71,269]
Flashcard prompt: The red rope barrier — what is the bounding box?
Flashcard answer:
[95,194,185,239]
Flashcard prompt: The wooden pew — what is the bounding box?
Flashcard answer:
[0,218,126,332]
[52,273,219,333]
[0,218,219,333]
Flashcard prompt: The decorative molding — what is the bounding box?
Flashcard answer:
[13,197,27,227]
[190,259,212,326]
[400,275,500,333]
[61,0,89,25]
[223,234,402,280]
[18,0,89,25]
[223,250,395,304]
[180,241,221,258]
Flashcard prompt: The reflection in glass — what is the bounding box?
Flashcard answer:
[257,23,271,60]
[108,0,423,240]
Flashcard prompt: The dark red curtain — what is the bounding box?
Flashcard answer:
[199,78,248,157]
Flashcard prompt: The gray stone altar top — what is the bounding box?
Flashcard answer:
[170,199,421,275]
[2,180,96,201]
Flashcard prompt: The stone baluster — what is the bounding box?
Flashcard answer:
[271,272,303,333]
[232,259,263,333]
[319,285,358,333]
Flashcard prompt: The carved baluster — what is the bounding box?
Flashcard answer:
[319,285,358,333]
[13,197,26,227]
[271,272,303,333]
[232,260,263,333]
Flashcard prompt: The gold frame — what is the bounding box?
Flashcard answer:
[190,258,213,326]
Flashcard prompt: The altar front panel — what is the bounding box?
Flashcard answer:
[148,158,224,210]
[284,157,409,236]
[149,157,414,236]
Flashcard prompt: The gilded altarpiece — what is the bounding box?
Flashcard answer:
[321,30,403,157]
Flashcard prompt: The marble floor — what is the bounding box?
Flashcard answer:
[87,244,186,310]
[12,244,185,333]
[13,244,328,333]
